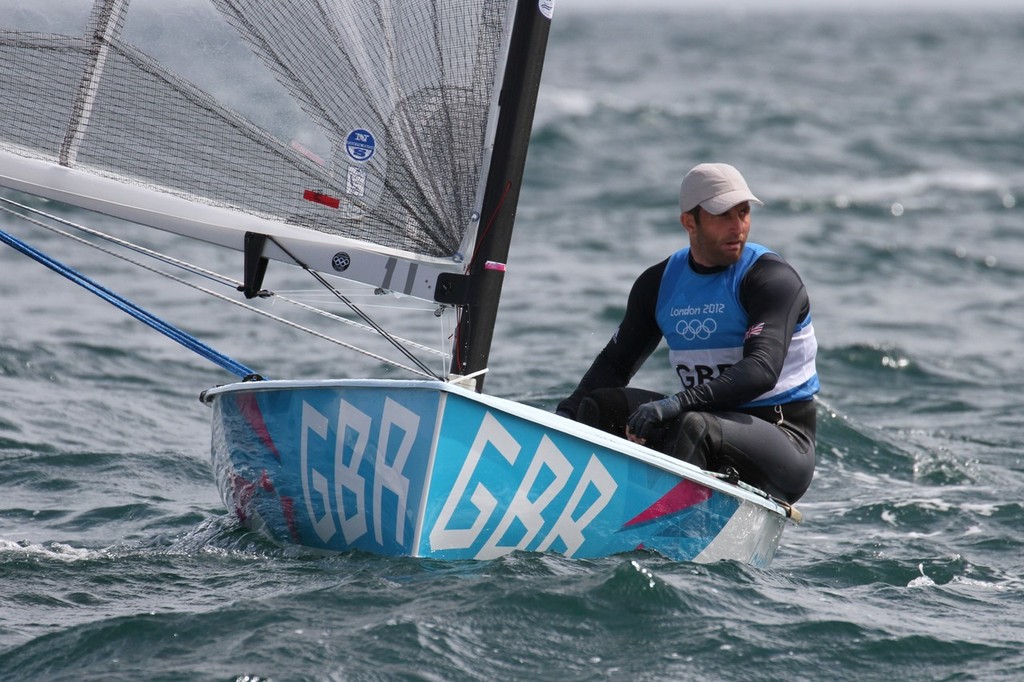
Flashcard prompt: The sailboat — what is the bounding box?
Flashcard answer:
[0,0,800,565]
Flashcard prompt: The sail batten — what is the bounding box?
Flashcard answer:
[60,0,130,167]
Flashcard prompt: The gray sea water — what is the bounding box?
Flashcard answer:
[2,7,1024,681]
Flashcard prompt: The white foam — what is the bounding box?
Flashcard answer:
[0,537,96,561]
[907,563,935,588]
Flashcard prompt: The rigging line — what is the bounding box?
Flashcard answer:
[0,196,238,289]
[275,290,440,312]
[276,288,436,305]
[439,301,455,378]
[0,199,449,360]
[0,225,256,379]
[0,205,436,378]
[264,294,449,360]
[265,235,444,381]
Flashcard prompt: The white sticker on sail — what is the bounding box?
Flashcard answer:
[347,166,366,197]
[539,0,554,19]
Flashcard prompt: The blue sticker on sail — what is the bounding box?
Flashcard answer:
[345,129,376,162]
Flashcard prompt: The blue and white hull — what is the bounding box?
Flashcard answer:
[203,379,797,566]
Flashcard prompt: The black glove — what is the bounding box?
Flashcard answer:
[626,394,684,440]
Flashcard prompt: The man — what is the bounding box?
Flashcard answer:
[556,163,818,503]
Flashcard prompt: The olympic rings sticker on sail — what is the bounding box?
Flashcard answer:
[676,318,717,340]
[345,129,376,162]
[332,252,352,272]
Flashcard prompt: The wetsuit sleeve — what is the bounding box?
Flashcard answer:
[676,253,810,411]
[556,261,667,418]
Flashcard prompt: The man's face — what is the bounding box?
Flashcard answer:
[682,202,752,268]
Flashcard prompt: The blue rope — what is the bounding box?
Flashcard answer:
[0,226,259,379]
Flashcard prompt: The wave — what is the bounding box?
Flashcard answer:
[530,94,1024,212]
[2,525,1021,681]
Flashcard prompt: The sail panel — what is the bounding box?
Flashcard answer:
[0,33,87,160]
[0,0,516,269]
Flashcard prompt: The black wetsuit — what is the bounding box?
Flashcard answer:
[557,250,818,503]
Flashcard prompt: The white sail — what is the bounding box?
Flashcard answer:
[0,0,517,300]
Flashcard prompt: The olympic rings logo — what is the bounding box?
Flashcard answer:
[676,318,718,340]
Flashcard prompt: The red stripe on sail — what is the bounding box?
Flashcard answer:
[623,480,713,527]
[303,189,340,209]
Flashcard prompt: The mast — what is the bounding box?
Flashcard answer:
[451,0,552,392]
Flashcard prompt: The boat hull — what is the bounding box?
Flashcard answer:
[204,379,793,566]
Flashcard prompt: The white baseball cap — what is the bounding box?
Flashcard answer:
[679,163,763,215]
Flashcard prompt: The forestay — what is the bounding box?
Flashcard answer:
[0,0,515,299]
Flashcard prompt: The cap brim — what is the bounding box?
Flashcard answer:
[700,191,764,215]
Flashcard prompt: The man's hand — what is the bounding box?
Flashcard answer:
[626,394,684,443]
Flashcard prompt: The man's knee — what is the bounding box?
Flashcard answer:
[671,411,721,467]
[577,388,630,435]
[679,411,711,442]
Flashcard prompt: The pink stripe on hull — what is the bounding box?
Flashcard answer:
[624,479,713,528]
[236,393,281,460]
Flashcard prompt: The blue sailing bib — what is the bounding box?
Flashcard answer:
[655,243,818,407]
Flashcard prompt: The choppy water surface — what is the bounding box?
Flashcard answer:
[2,8,1023,681]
